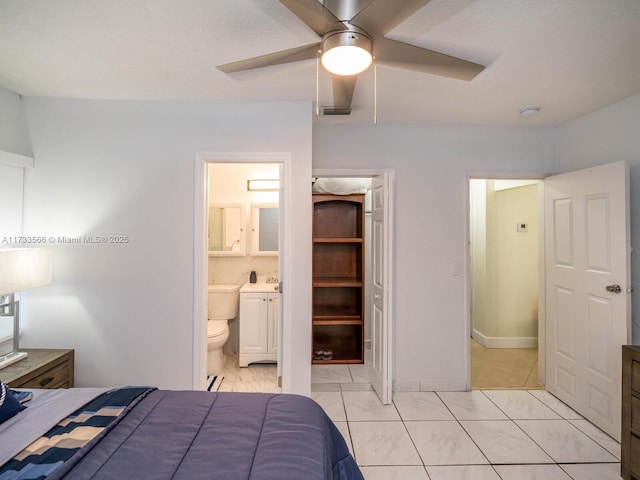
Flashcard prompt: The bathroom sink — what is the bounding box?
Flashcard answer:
[240,282,279,293]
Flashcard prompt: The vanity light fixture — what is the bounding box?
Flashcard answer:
[0,248,52,369]
[247,179,280,191]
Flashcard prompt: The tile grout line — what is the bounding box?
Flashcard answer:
[434,390,502,477]
[482,389,617,473]
[523,390,621,459]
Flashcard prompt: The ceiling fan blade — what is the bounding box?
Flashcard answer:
[326,74,357,114]
[351,0,431,35]
[216,43,320,74]
[278,0,344,36]
[375,37,484,81]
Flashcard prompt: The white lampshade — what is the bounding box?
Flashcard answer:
[0,248,52,296]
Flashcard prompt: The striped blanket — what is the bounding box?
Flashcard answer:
[0,386,155,480]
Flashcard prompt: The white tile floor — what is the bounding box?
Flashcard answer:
[219,351,621,479]
[217,352,278,393]
[311,389,622,480]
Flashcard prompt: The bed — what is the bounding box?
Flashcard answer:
[0,385,363,480]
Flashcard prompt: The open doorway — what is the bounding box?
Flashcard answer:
[469,178,542,389]
[466,163,629,438]
[310,172,394,404]
[206,162,281,393]
[310,177,373,389]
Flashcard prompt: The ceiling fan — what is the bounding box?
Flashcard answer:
[216,0,484,115]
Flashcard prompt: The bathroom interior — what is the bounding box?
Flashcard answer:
[205,162,375,393]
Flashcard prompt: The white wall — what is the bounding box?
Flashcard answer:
[20,99,312,393]
[470,179,488,339]
[555,93,640,342]
[470,180,540,347]
[314,125,555,390]
[490,183,539,339]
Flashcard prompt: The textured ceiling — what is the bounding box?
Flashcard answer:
[1,0,639,125]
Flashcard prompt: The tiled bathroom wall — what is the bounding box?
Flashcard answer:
[208,256,278,286]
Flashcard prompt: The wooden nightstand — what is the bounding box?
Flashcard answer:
[623,345,640,479]
[0,349,74,389]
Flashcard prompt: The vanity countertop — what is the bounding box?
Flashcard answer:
[240,282,279,293]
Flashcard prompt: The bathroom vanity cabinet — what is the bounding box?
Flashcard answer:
[239,285,279,367]
[312,194,364,364]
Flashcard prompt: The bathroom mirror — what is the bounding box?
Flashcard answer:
[208,203,245,255]
[250,204,279,256]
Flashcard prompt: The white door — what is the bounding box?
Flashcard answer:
[545,160,631,441]
[277,164,284,390]
[371,173,393,404]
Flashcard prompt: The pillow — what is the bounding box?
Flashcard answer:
[0,381,25,424]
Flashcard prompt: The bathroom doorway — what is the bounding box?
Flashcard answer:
[205,161,282,394]
[468,178,542,389]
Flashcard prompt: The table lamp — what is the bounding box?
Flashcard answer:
[0,248,52,369]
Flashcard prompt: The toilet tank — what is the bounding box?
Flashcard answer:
[208,284,240,320]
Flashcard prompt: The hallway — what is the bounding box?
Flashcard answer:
[471,338,541,390]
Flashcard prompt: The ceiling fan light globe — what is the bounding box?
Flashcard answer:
[321,45,372,76]
[320,28,373,76]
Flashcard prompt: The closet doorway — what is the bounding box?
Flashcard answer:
[468,178,542,389]
[311,170,394,404]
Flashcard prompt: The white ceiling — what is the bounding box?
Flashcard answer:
[1,0,639,126]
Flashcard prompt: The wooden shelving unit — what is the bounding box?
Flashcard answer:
[312,194,364,364]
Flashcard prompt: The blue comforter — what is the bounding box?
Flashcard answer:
[4,389,363,480]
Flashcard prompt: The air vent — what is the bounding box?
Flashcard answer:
[323,107,352,115]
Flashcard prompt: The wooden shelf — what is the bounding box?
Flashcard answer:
[312,195,363,238]
[312,323,363,362]
[312,358,363,365]
[313,278,362,287]
[312,194,365,365]
[313,238,363,243]
[313,317,362,325]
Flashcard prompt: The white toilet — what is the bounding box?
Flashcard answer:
[207,284,240,376]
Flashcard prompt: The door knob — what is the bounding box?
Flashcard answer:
[374,294,379,300]
[606,284,622,294]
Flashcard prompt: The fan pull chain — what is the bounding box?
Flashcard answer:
[316,50,320,117]
[374,62,377,125]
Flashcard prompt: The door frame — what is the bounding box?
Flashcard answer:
[194,152,291,391]
[312,168,395,398]
[464,171,548,389]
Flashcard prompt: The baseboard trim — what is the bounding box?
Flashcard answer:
[393,379,467,392]
[473,329,538,349]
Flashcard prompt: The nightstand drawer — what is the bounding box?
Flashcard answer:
[632,434,640,477]
[16,361,69,389]
[633,360,640,393]
[633,395,640,433]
